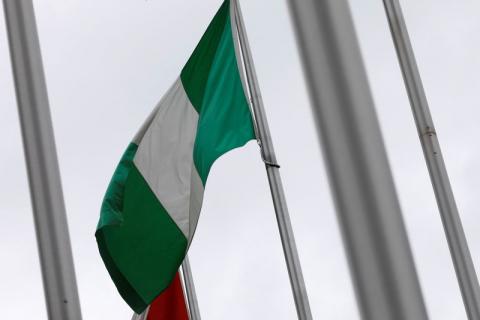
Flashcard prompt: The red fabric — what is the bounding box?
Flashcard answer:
[146,272,189,320]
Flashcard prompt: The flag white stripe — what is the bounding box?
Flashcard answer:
[188,165,204,244]
[133,78,204,240]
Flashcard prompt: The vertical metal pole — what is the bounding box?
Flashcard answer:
[178,265,191,319]
[285,1,429,319]
[3,1,83,319]
[133,259,199,320]
[233,2,313,319]
[182,256,201,320]
[131,308,149,320]
[382,2,480,319]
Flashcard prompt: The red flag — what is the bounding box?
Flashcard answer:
[132,272,189,320]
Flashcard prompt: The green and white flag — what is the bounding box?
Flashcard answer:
[95,0,255,313]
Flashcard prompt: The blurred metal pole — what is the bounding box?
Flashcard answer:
[233,1,313,319]
[131,309,148,320]
[3,1,83,319]
[286,1,429,319]
[382,1,480,319]
[182,256,201,320]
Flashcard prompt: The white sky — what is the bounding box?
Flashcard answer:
[1,0,479,319]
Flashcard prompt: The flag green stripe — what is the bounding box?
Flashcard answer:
[96,229,146,312]
[97,143,138,230]
[190,7,255,184]
[96,145,188,313]
[180,1,229,113]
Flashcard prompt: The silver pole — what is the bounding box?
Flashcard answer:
[3,1,83,319]
[285,1,429,319]
[232,1,313,319]
[132,264,194,320]
[182,256,201,320]
[131,309,148,320]
[382,1,480,318]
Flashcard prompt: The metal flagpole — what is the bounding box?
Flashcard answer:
[132,257,200,320]
[232,1,313,319]
[3,1,83,319]
[285,1,429,319]
[131,309,149,320]
[182,256,202,320]
[382,1,480,319]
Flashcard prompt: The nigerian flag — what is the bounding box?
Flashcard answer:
[95,0,255,313]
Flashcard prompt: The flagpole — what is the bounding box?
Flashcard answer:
[131,309,149,320]
[382,1,480,318]
[232,2,313,319]
[3,1,82,320]
[285,1,429,319]
[182,256,202,320]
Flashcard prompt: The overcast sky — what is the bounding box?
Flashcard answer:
[1,0,479,319]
